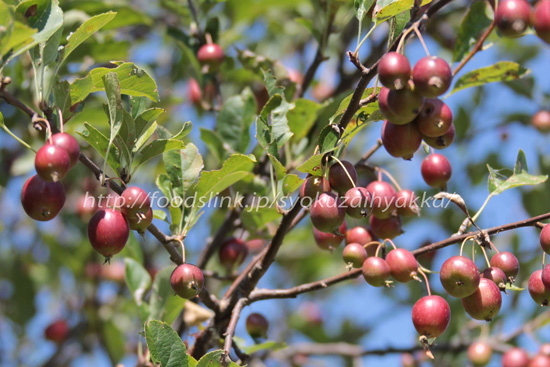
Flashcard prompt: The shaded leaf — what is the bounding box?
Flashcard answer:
[217,89,256,153]
[453,1,493,63]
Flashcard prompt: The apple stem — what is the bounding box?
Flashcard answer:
[367,241,383,257]
[33,115,53,144]
[331,156,356,188]
[543,252,546,267]
[488,240,500,254]
[397,26,416,54]
[459,235,476,257]
[57,106,64,134]
[418,268,431,296]
[413,27,431,56]
[379,167,402,191]
[480,245,491,268]
[205,33,213,45]
[175,238,186,263]
[383,238,398,250]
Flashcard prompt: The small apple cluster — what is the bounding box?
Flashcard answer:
[188,40,224,107]
[377,51,454,157]
[527,224,550,307]
[302,160,421,248]
[495,0,550,43]
[87,186,152,261]
[20,132,80,221]
[467,342,550,367]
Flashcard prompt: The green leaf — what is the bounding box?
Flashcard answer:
[164,143,204,198]
[61,11,117,63]
[375,0,413,23]
[77,122,121,173]
[156,174,182,227]
[389,11,410,45]
[195,154,257,203]
[188,355,198,367]
[449,61,531,95]
[149,267,186,323]
[487,151,547,196]
[282,174,304,196]
[120,231,144,264]
[135,108,165,138]
[172,121,193,141]
[70,62,159,104]
[355,0,375,21]
[256,94,294,158]
[505,283,524,291]
[8,0,63,62]
[124,258,151,322]
[124,258,152,304]
[153,209,168,222]
[287,98,322,141]
[217,88,257,153]
[145,320,188,367]
[52,80,72,117]
[0,2,37,59]
[330,87,380,124]
[34,25,62,66]
[103,72,125,172]
[243,340,286,354]
[133,122,157,154]
[318,124,340,154]
[514,149,528,175]
[296,154,324,176]
[102,320,125,363]
[268,154,286,180]
[241,206,281,232]
[133,139,187,170]
[200,128,227,163]
[196,350,240,367]
[262,69,284,97]
[453,1,493,63]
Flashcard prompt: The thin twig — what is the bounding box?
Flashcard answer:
[223,298,248,363]
[357,139,383,165]
[453,21,496,76]
[249,211,550,302]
